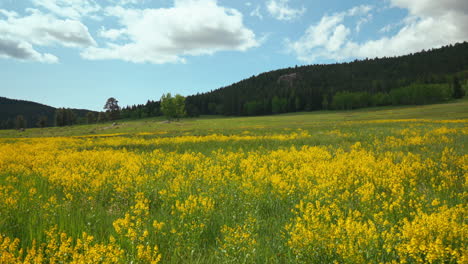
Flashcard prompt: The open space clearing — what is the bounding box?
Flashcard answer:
[1,100,467,263]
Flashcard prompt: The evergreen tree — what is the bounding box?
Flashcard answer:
[184,42,468,116]
[15,115,26,129]
[87,112,96,124]
[55,108,65,126]
[97,112,108,123]
[452,77,465,98]
[36,115,48,128]
[55,108,76,126]
[321,95,329,110]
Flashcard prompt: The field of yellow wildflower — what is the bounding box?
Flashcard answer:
[0,105,467,263]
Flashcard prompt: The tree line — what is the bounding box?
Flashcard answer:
[184,42,468,116]
[79,43,468,122]
[2,42,467,130]
[0,97,96,130]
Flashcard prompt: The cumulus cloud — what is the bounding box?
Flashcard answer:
[99,27,126,40]
[286,5,371,62]
[266,0,305,21]
[0,9,96,47]
[288,1,468,63]
[111,0,146,5]
[0,36,58,63]
[82,0,259,64]
[0,8,96,62]
[32,0,101,20]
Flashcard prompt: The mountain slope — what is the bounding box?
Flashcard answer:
[186,42,468,116]
[0,97,93,128]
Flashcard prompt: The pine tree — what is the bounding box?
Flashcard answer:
[15,115,26,129]
[452,77,465,99]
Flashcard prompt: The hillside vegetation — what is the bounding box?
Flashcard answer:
[2,43,467,128]
[0,97,94,129]
[0,100,466,263]
[1,98,466,138]
[185,42,468,116]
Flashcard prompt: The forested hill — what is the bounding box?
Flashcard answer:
[0,97,93,129]
[185,42,468,116]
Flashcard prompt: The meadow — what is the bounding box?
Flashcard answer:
[0,100,467,263]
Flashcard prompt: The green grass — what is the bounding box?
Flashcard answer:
[0,99,466,263]
[1,98,467,139]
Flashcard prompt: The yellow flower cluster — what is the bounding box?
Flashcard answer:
[287,201,381,263]
[0,227,123,264]
[218,216,257,262]
[113,192,161,263]
[0,120,466,263]
[396,205,467,263]
[172,195,215,219]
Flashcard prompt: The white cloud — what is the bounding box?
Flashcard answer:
[32,0,101,20]
[0,36,58,63]
[347,5,372,16]
[286,6,371,62]
[110,0,147,6]
[266,0,305,21]
[288,1,468,63]
[390,0,468,17]
[250,5,263,20]
[356,13,372,33]
[83,0,259,64]
[99,27,126,40]
[0,9,96,48]
[0,8,96,62]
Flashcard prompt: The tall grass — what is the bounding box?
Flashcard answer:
[0,101,466,263]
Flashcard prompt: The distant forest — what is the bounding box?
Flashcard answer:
[0,97,94,129]
[124,42,468,118]
[1,42,467,129]
[185,42,468,116]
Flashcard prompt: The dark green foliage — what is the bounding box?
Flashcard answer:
[371,93,391,106]
[185,104,200,117]
[331,91,372,110]
[0,97,96,129]
[104,97,120,121]
[244,100,264,116]
[0,97,54,128]
[186,42,468,116]
[120,100,162,120]
[55,108,77,126]
[389,84,450,105]
[330,83,450,110]
[0,118,14,129]
[321,95,329,110]
[272,96,287,114]
[161,93,186,121]
[86,112,96,124]
[36,115,48,128]
[452,77,465,99]
[15,115,26,129]
[97,112,108,123]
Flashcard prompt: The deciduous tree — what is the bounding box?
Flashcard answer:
[104,97,120,120]
[161,93,186,121]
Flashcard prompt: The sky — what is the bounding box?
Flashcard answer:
[1,0,467,111]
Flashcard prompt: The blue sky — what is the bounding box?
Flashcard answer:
[1,0,467,111]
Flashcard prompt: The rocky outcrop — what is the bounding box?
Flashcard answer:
[277,73,299,86]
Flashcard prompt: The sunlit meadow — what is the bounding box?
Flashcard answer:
[0,103,467,263]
